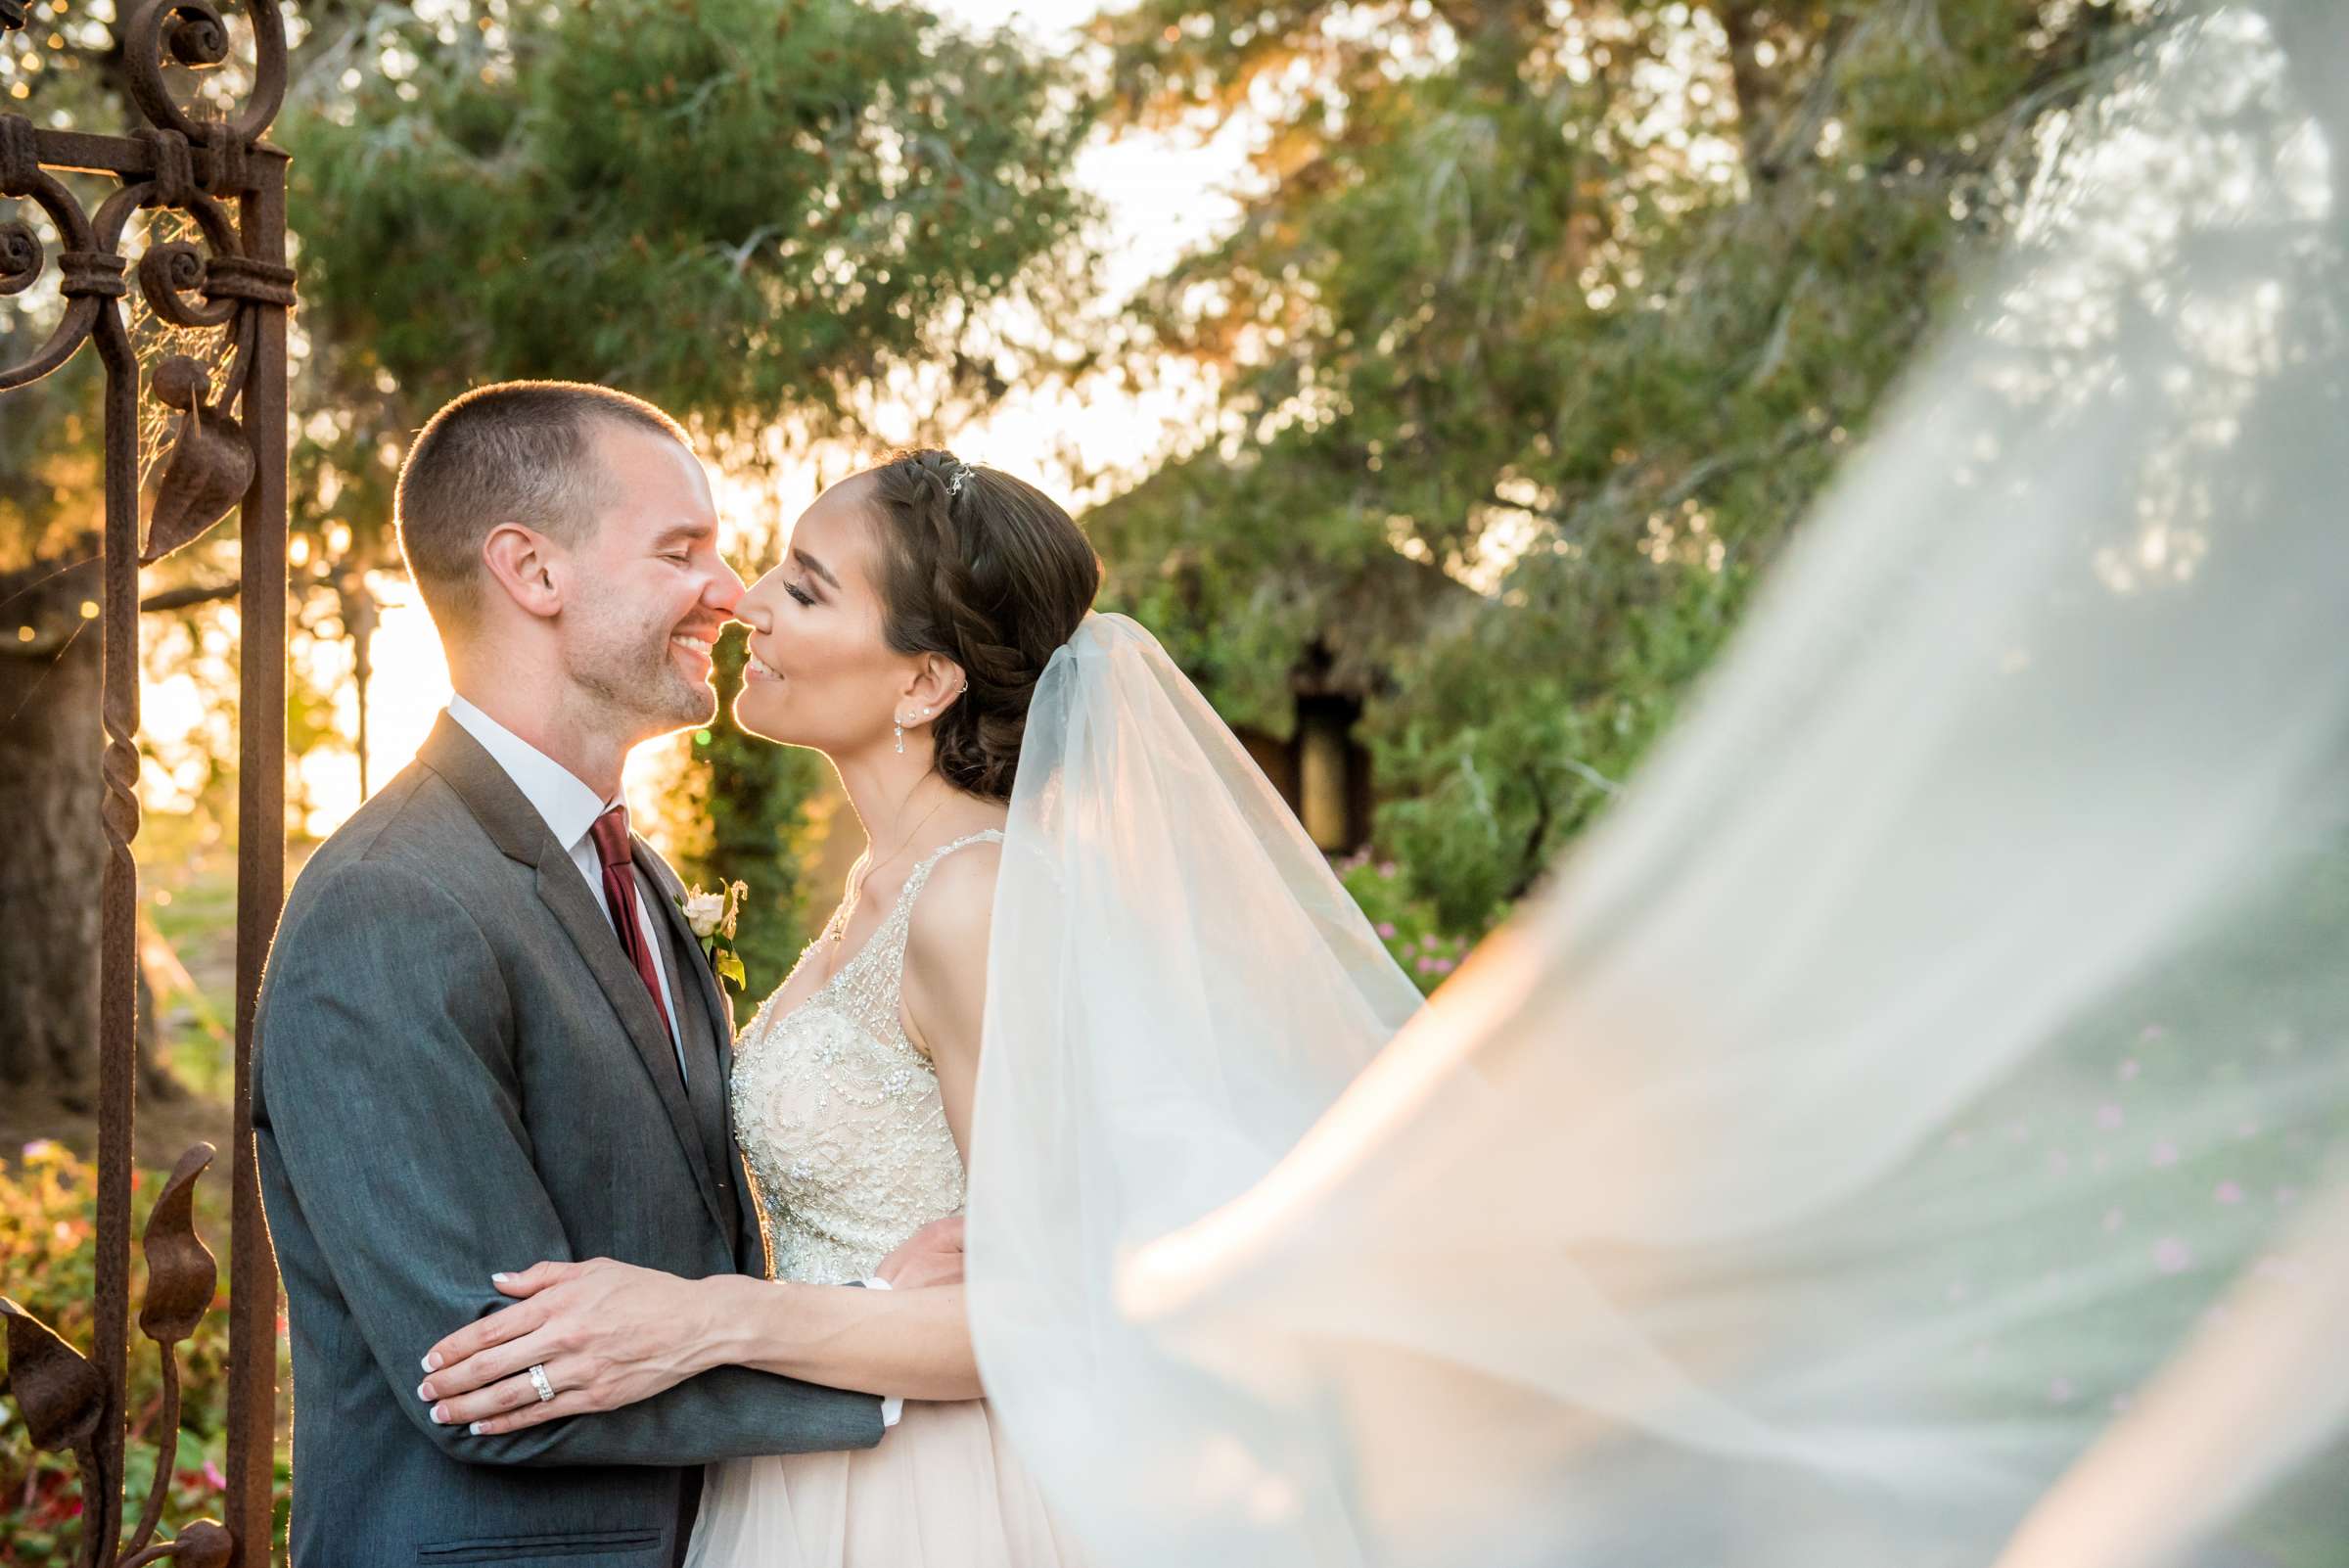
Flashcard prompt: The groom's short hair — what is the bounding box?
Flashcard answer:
[394,380,691,631]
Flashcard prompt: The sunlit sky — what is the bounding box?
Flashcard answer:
[141,0,1260,843]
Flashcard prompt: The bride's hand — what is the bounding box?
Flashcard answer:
[416,1258,714,1435]
[876,1214,965,1288]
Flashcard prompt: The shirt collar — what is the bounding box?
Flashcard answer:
[445,694,616,859]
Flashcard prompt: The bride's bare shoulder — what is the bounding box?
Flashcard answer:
[900,836,1004,1075]
[904,835,1004,962]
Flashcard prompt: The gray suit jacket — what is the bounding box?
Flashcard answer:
[255,715,882,1568]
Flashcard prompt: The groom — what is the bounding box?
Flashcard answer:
[255,383,916,1566]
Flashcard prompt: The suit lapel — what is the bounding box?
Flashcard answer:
[634,847,768,1273]
[637,847,734,1063]
[639,856,740,1242]
[416,715,731,1241]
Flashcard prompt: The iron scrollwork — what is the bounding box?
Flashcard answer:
[1,2,293,1564]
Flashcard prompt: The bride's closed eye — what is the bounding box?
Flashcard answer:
[784,579,816,608]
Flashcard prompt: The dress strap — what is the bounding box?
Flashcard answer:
[906,828,1007,886]
[839,829,1003,1051]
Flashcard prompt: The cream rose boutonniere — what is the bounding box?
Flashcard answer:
[679,879,749,992]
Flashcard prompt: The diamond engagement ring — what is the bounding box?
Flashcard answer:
[528,1363,556,1404]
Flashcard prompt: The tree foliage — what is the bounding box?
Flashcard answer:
[291,0,1096,453]
[1088,0,2158,930]
[283,0,1098,967]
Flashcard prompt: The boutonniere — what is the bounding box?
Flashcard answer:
[679,880,749,992]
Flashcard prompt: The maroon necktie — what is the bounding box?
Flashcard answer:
[588,804,674,1043]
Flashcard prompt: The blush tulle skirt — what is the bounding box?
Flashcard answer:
[684,1396,1088,1568]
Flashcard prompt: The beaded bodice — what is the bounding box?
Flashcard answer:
[731,831,1001,1284]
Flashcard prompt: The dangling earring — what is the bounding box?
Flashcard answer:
[894,718,905,755]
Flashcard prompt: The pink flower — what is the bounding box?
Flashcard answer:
[2139,1024,2166,1041]
[2118,1058,2141,1082]
[2152,1237,2192,1275]
[1376,922,1398,940]
[1378,861,1398,879]
[2096,1104,2125,1130]
[2149,1140,2179,1169]
[202,1459,226,1491]
[1433,958,1455,975]
[1415,957,1436,975]
[2215,1180,2243,1205]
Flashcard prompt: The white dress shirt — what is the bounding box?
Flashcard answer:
[446,696,687,1083]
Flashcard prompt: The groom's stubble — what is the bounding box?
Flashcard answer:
[563,576,716,737]
[538,421,735,752]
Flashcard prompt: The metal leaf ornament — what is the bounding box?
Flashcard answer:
[143,355,253,564]
[138,1142,218,1345]
[0,1296,107,1455]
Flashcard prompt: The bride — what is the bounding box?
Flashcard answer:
[415,446,1124,1566]
[414,5,2349,1565]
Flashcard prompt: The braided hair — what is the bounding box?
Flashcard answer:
[864,450,1101,801]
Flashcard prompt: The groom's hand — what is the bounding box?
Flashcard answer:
[875,1215,964,1288]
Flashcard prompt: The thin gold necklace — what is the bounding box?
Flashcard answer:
[826,790,955,947]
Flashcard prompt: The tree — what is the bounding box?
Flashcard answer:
[1086,0,2160,932]
[1,0,1097,1103]
[1,9,181,1112]
[283,0,1097,982]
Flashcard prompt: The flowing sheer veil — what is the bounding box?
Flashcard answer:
[969,4,2349,1565]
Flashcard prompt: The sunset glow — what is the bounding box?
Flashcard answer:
[133,0,1252,844]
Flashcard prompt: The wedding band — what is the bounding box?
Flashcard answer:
[528,1363,556,1404]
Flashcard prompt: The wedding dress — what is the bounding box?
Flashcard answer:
[684,829,1086,1568]
[695,9,2344,1566]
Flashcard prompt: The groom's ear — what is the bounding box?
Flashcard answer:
[481,522,565,622]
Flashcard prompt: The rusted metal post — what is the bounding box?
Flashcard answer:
[91,203,144,1568]
[1,3,293,1563]
[225,133,289,1568]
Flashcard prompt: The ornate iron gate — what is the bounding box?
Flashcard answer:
[2,2,291,1563]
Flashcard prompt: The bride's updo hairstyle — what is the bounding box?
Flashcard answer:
[864,450,1100,802]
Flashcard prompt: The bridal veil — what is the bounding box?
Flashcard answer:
[970,5,2349,1563]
